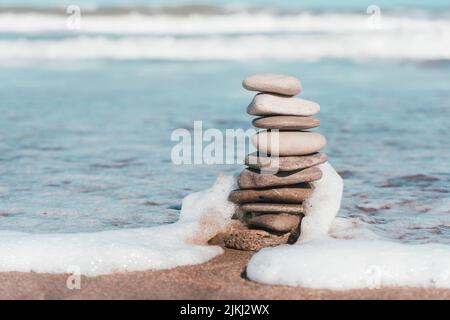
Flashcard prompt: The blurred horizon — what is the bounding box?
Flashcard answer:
[0,0,450,62]
[2,0,450,10]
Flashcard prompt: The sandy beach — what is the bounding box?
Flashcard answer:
[1,248,450,300]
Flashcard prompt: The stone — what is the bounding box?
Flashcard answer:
[247,94,320,116]
[287,214,304,244]
[223,228,289,251]
[245,152,327,172]
[238,167,322,189]
[240,203,304,214]
[252,116,320,130]
[209,220,291,251]
[209,218,303,250]
[208,220,247,246]
[243,74,301,96]
[228,184,313,204]
[252,131,326,156]
[247,213,300,233]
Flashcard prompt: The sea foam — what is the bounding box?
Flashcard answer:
[0,12,450,61]
[247,162,450,290]
[0,175,236,275]
[247,238,450,290]
[299,162,344,242]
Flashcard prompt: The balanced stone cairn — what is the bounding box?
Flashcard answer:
[218,74,327,251]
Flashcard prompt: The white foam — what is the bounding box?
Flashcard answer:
[247,238,450,290]
[247,163,450,289]
[1,12,449,35]
[0,12,450,61]
[299,162,344,242]
[1,32,449,62]
[0,175,236,275]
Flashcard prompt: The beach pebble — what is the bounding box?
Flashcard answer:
[243,74,302,96]
[247,94,320,116]
[245,152,327,172]
[240,203,304,214]
[208,220,247,246]
[253,116,320,130]
[248,214,300,233]
[238,167,322,189]
[222,227,290,251]
[252,131,326,156]
[228,184,313,204]
[287,218,303,244]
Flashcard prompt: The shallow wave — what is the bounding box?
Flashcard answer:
[1,11,450,35]
[1,10,449,61]
[0,32,449,61]
[0,4,229,15]
[0,175,236,275]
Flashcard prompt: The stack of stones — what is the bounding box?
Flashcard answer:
[223,74,327,251]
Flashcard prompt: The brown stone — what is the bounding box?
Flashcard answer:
[245,152,327,172]
[209,220,291,251]
[208,220,247,246]
[223,228,290,251]
[247,214,300,233]
[287,215,304,244]
[252,116,320,130]
[238,167,322,189]
[228,184,313,204]
[240,203,304,214]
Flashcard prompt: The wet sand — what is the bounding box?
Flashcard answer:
[1,249,450,300]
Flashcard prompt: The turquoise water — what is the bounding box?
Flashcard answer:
[0,1,449,244]
[1,60,449,242]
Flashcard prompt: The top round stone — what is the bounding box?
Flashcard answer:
[242,74,302,96]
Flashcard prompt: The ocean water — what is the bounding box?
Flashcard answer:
[0,1,450,278]
[4,0,450,10]
[2,60,449,239]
